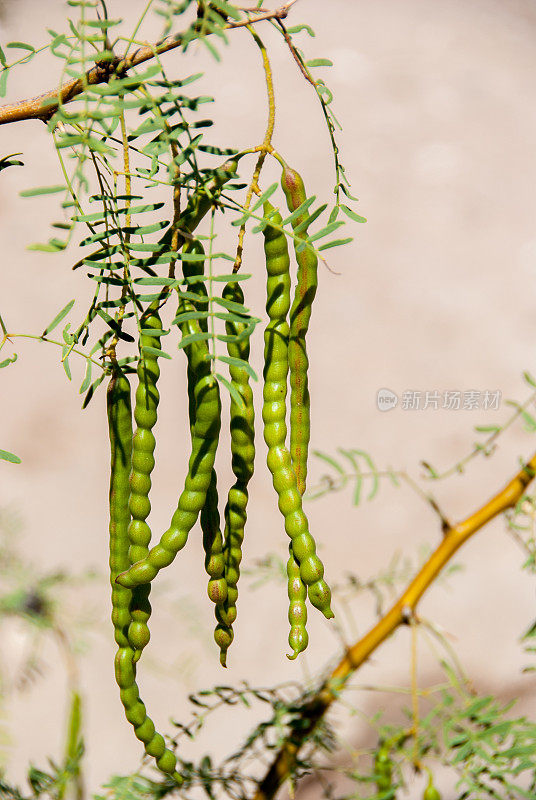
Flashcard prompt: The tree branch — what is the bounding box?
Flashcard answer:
[252,450,536,800]
[0,2,294,126]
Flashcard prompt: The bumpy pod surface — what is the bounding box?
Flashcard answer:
[116,298,221,588]
[201,469,228,607]
[127,307,162,659]
[286,546,308,659]
[281,166,318,497]
[107,370,133,649]
[262,201,333,621]
[115,646,182,783]
[108,371,180,782]
[215,281,255,666]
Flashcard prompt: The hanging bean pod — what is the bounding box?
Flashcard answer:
[262,201,333,622]
[126,306,162,660]
[280,166,318,497]
[214,280,255,666]
[107,369,181,783]
[286,545,308,659]
[108,368,133,648]
[116,299,221,588]
[115,647,182,783]
[182,239,229,627]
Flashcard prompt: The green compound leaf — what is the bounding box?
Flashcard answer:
[0,449,21,464]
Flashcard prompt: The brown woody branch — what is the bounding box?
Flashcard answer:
[253,451,536,800]
[0,2,295,126]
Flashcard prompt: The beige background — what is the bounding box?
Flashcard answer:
[1,0,536,797]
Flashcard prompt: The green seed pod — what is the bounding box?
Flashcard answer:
[262,201,333,624]
[181,239,230,642]
[127,306,162,660]
[107,368,133,649]
[202,469,228,605]
[286,545,308,659]
[116,298,221,589]
[114,646,182,783]
[280,166,318,497]
[216,280,255,666]
[108,370,181,783]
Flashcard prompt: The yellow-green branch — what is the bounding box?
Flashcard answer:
[252,450,536,800]
[0,3,295,126]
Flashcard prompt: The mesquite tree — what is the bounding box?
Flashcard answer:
[1,2,535,799]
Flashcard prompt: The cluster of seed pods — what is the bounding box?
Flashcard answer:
[106,160,332,779]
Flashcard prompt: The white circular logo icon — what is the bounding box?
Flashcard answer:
[376,388,398,412]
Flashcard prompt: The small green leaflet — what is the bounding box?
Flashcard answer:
[139,328,169,338]
[42,299,75,336]
[318,237,353,251]
[293,204,328,236]
[0,153,23,172]
[62,348,72,381]
[142,345,171,360]
[0,353,17,369]
[96,309,135,342]
[209,273,251,282]
[251,184,279,212]
[79,361,92,394]
[286,24,316,37]
[213,295,249,314]
[215,373,245,410]
[0,449,21,464]
[215,354,258,382]
[20,185,65,197]
[340,204,366,223]
[0,68,9,98]
[523,371,536,388]
[178,331,212,350]
[305,58,333,68]
[6,41,35,52]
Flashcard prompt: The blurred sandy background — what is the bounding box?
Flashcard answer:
[1,0,536,796]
